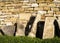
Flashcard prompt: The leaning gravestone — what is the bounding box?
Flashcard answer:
[16,13,31,36]
[28,14,41,37]
[43,17,55,39]
[1,25,15,36]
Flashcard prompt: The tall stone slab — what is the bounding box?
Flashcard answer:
[16,13,31,36]
[43,17,55,39]
[28,14,41,37]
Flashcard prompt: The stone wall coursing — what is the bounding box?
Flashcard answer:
[0,0,60,39]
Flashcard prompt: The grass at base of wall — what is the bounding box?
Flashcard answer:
[0,36,60,43]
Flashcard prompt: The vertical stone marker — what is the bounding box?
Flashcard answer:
[43,17,55,39]
[28,14,41,37]
[16,13,31,36]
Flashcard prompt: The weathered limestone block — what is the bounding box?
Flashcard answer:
[43,7,50,11]
[29,0,36,2]
[16,13,31,36]
[56,11,60,15]
[37,0,45,3]
[25,7,33,11]
[1,25,15,36]
[51,8,59,11]
[39,3,48,7]
[34,7,43,11]
[48,3,56,7]
[46,0,53,2]
[31,3,38,7]
[56,4,60,7]
[43,17,55,39]
[28,14,41,37]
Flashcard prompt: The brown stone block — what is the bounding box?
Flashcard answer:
[19,8,25,12]
[56,11,60,15]
[39,3,48,7]
[37,0,45,3]
[48,3,56,7]
[51,8,59,11]
[56,4,60,7]
[34,7,43,11]
[43,7,50,11]
[46,0,53,2]
[25,7,33,11]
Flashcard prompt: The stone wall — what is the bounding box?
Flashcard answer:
[0,0,60,39]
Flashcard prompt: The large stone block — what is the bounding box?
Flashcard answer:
[51,8,59,11]
[39,3,48,7]
[43,17,55,39]
[29,0,36,2]
[25,7,33,11]
[48,3,56,7]
[56,11,60,15]
[46,0,53,2]
[34,7,43,11]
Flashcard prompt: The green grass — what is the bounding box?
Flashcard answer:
[0,36,60,43]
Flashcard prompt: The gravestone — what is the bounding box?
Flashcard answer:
[1,25,15,36]
[43,17,55,39]
[28,14,41,37]
[16,13,31,36]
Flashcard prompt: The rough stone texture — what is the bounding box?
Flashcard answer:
[1,25,15,36]
[43,17,55,39]
[0,0,59,39]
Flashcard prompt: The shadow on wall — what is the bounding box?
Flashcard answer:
[14,23,17,36]
[0,29,5,35]
[36,21,45,39]
[54,19,60,37]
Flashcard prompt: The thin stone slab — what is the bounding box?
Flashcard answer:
[43,17,55,39]
[28,14,41,37]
